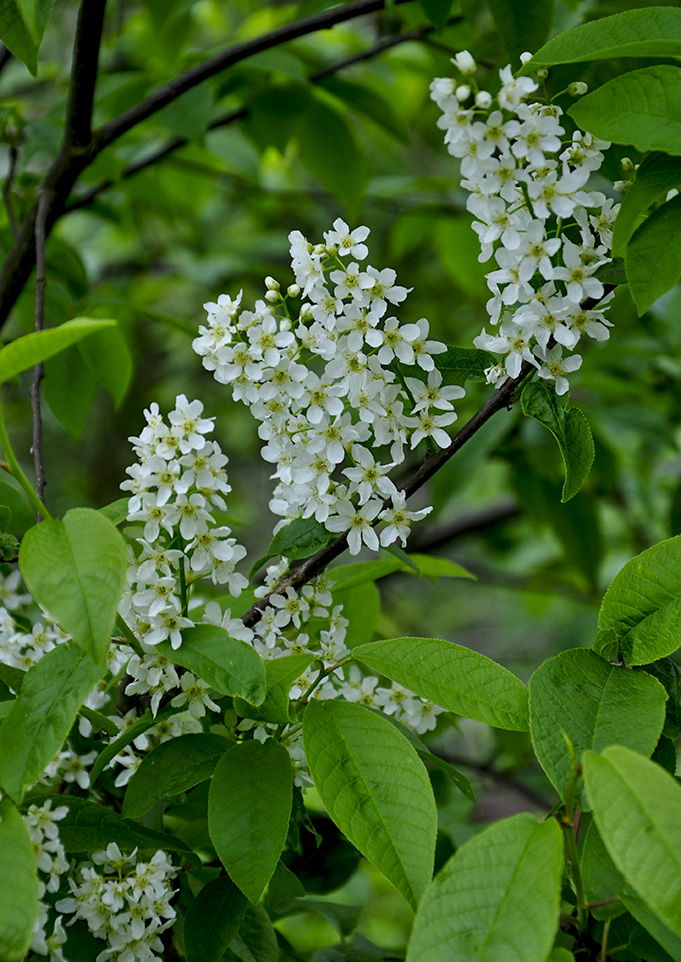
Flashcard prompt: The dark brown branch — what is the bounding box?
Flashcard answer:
[311,19,457,80]
[440,751,554,809]
[409,499,520,552]
[92,0,414,155]
[0,0,414,328]
[65,18,455,214]
[241,362,535,627]
[30,191,49,516]
[65,0,108,147]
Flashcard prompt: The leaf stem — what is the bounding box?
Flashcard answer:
[115,613,146,658]
[0,402,52,520]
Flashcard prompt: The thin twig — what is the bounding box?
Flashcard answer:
[240,288,614,626]
[65,17,461,213]
[0,0,417,327]
[241,361,535,627]
[440,750,554,809]
[92,0,415,154]
[65,109,248,213]
[2,144,19,238]
[409,499,520,552]
[30,191,49,516]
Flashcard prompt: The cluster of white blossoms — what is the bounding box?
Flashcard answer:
[120,392,248,651]
[193,224,464,555]
[55,844,177,962]
[431,50,618,394]
[26,801,70,961]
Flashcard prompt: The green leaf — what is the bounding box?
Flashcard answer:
[486,0,554,61]
[584,746,681,938]
[328,559,404,590]
[297,99,366,215]
[78,705,118,736]
[250,516,335,578]
[19,508,127,664]
[396,345,496,393]
[208,738,293,903]
[521,381,594,502]
[235,904,280,962]
[157,84,213,143]
[419,0,455,31]
[43,345,97,439]
[598,535,681,665]
[0,318,116,384]
[580,819,626,921]
[406,813,563,962]
[529,6,681,67]
[183,876,248,962]
[123,733,231,818]
[529,648,667,808]
[0,641,105,801]
[0,797,39,961]
[78,324,132,407]
[55,798,195,858]
[303,699,437,909]
[0,0,56,74]
[0,479,36,536]
[156,625,266,705]
[234,653,316,725]
[89,707,179,788]
[612,153,681,256]
[353,637,529,731]
[620,886,681,961]
[281,898,362,936]
[408,554,476,581]
[374,708,476,802]
[568,66,681,156]
[625,194,681,316]
[98,497,130,526]
[435,220,490,299]
[243,84,312,153]
[315,75,408,142]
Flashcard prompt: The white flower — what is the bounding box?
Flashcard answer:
[324,219,370,260]
[536,345,582,396]
[325,499,383,555]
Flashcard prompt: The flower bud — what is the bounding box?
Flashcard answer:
[452,50,476,75]
[519,51,533,64]
[474,91,492,109]
[265,289,279,303]
[287,284,301,297]
[620,156,634,172]
[455,85,471,102]
[567,81,588,96]
[537,68,548,80]
[279,318,292,331]
[264,275,280,290]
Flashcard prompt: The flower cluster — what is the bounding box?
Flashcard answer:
[431,51,618,394]
[27,801,70,961]
[120,393,248,650]
[55,844,177,962]
[193,224,463,554]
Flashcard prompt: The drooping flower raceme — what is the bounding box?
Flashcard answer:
[193,223,461,554]
[430,53,618,394]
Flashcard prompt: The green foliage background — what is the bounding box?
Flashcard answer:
[3,0,681,956]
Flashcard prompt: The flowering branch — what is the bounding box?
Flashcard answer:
[241,360,534,627]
